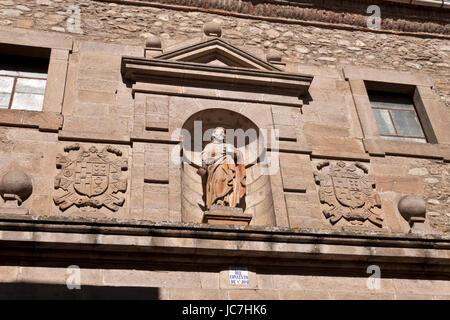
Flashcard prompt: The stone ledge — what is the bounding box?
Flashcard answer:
[363,138,445,159]
[343,66,433,87]
[0,109,63,132]
[131,132,179,144]
[441,144,450,162]
[0,216,449,275]
[58,130,131,145]
[0,213,448,244]
[310,149,371,162]
[0,26,73,50]
[0,207,28,215]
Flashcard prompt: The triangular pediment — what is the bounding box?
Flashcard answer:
[155,38,280,71]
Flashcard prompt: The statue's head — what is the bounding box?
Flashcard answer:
[212,127,225,142]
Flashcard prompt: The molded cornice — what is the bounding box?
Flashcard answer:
[122,38,313,106]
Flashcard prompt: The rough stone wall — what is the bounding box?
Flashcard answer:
[372,156,450,232]
[0,0,449,110]
[422,160,450,231]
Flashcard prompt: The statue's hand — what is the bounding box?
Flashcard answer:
[197,167,207,177]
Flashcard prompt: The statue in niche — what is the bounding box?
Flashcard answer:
[197,127,246,211]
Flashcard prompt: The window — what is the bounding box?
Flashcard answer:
[0,53,49,111]
[368,91,427,143]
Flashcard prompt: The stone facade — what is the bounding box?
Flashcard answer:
[0,0,449,300]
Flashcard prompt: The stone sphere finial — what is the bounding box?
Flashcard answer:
[145,35,162,49]
[203,21,222,37]
[0,170,33,205]
[398,195,426,227]
[266,49,282,63]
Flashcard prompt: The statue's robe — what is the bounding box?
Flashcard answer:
[204,152,246,209]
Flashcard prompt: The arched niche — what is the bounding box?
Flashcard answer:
[180,108,276,226]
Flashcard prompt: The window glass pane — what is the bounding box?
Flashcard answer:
[0,76,14,93]
[11,93,44,111]
[0,76,13,108]
[381,136,426,144]
[15,78,46,95]
[0,93,10,108]
[390,110,425,137]
[372,109,396,135]
[369,91,414,110]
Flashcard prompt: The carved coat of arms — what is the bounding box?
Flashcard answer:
[314,161,382,227]
[54,144,128,211]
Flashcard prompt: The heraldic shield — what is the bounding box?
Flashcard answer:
[332,176,366,209]
[54,144,128,212]
[74,161,110,197]
[314,161,383,227]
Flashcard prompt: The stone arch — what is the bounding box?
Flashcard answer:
[180,108,276,226]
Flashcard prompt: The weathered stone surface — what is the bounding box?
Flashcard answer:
[53,144,128,212]
[398,195,427,224]
[204,205,252,226]
[314,161,383,228]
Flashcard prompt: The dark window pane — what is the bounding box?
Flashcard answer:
[372,109,396,135]
[390,109,425,137]
[368,91,414,110]
[0,54,49,76]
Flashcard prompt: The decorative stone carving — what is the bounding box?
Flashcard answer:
[197,127,249,224]
[144,35,163,58]
[0,170,33,215]
[266,49,282,63]
[398,195,433,234]
[203,21,222,37]
[314,161,382,227]
[145,35,162,49]
[54,144,128,212]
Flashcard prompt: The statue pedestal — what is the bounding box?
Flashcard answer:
[203,205,252,226]
[0,199,29,215]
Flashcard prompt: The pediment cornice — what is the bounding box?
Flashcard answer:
[121,38,313,106]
